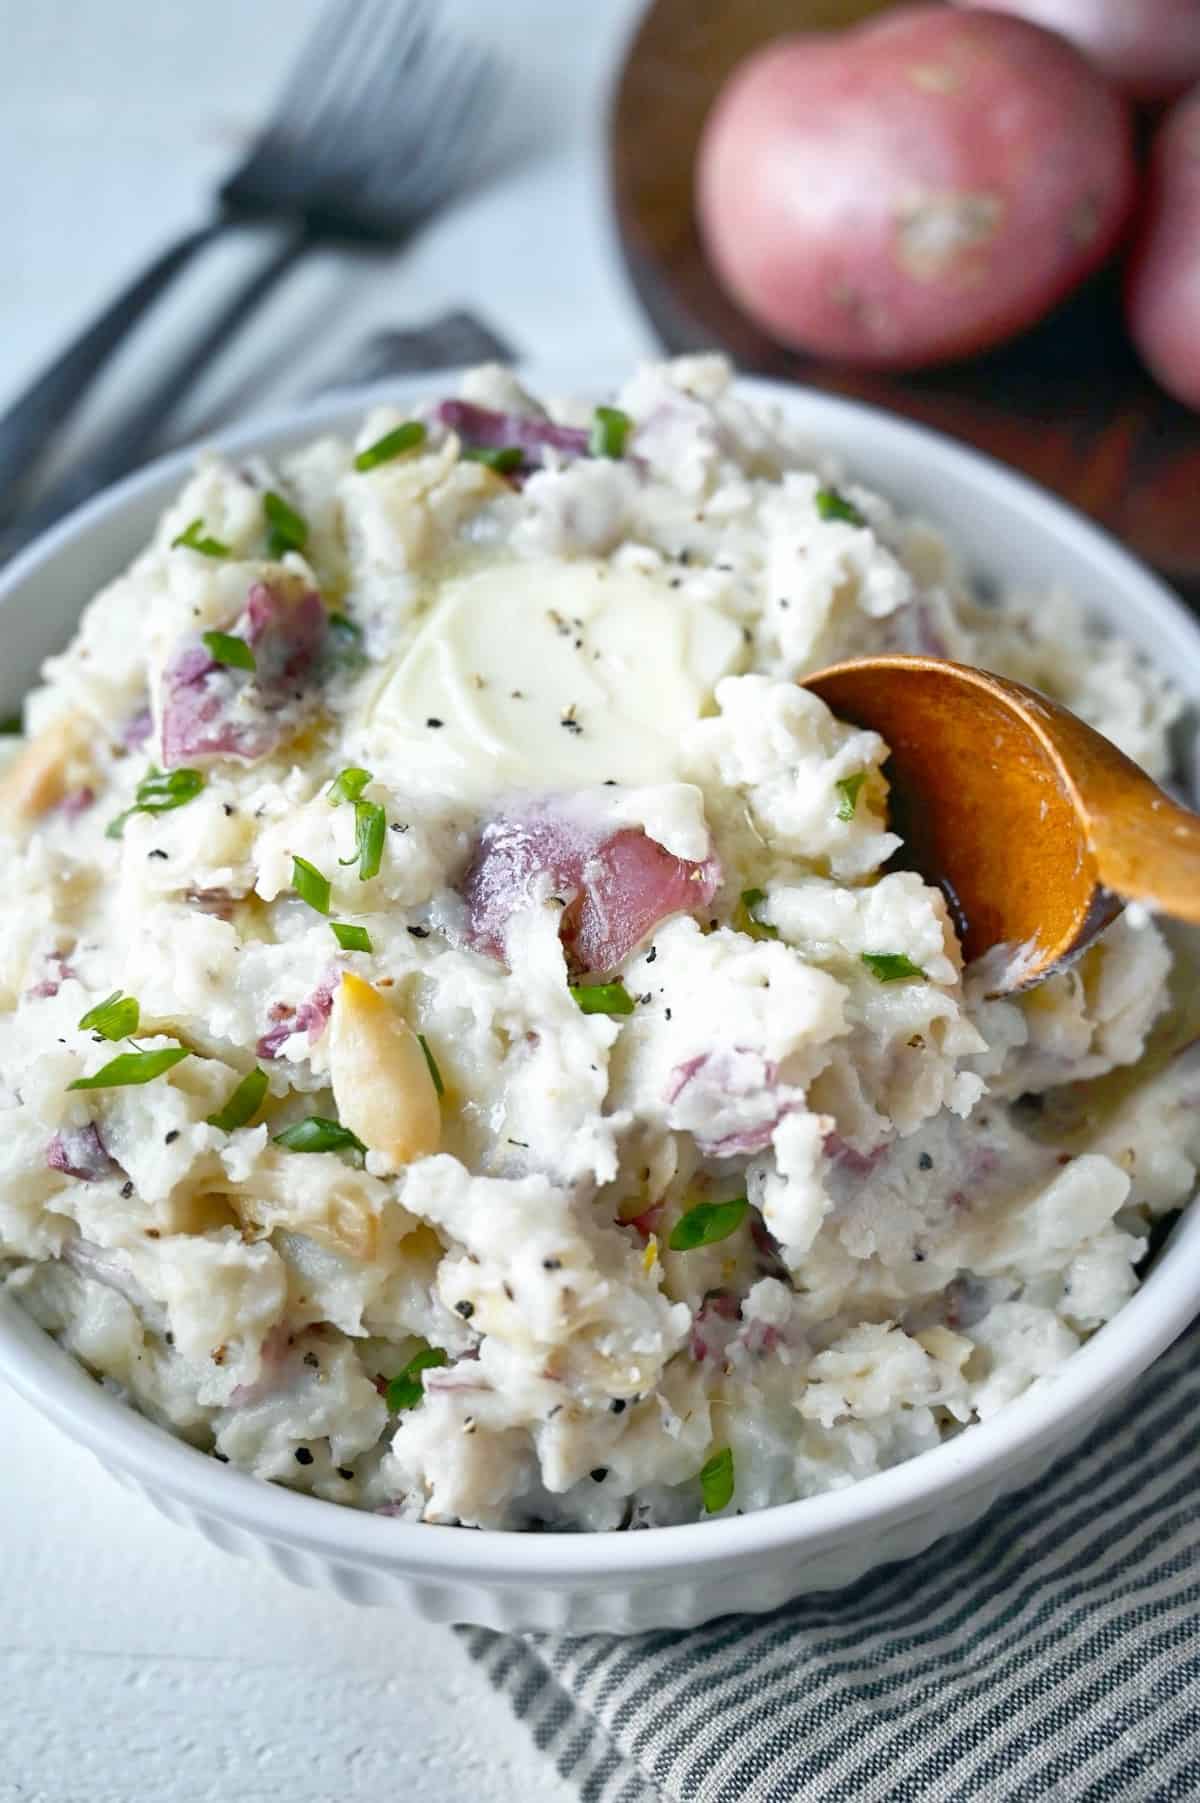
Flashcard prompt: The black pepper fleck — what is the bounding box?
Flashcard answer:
[148,849,168,861]
[213,1451,229,1463]
[337,1466,354,1481]
[590,1467,608,1483]
[303,1351,320,1369]
[503,1282,514,1301]
[222,803,235,817]
[918,1153,934,1171]
[407,925,430,939]
[542,1257,562,1271]
[610,1398,626,1415]
[164,1130,179,1145]
[455,1300,475,1320]
[426,717,444,729]
[120,1181,134,1199]
[664,1007,672,1021]
[294,1447,314,1466]
[646,947,657,965]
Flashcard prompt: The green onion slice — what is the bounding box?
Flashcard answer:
[206,1066,268,1132]
[733,887,778,942]
[589,406,632,460]
[171,518,230,557]
[328,766,372,807]
[292,856,331,916]
[0,715,22,735]
[263,489,308,558]
[668,1196,749,1252]
[462,445,523,474]
[835,774,867,822]
[569,981,635,1017]
[354,420,427,472]
[273,1116,366,1159]
[106,766,205,839]
[385,1345,449,1413]
[338,799,385,882]
[699,1446,735,1514]
[815,486,866,527]
[331,921,372,953]
[861,952,925,983]
[417,1033,445,1097]
[202,629,256,672]
[78,991,140,1041]
[68,1045,190,1091]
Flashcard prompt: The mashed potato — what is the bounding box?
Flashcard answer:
[1,356,1196,1530]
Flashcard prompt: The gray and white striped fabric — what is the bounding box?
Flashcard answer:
[462,1318,1200,1802]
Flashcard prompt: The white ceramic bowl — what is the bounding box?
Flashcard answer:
[3,371,1199,1635]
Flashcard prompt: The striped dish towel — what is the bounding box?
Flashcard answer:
[462,1317,1200,1802]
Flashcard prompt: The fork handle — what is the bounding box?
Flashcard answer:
[0,230,310,566]
[0,221,225,526]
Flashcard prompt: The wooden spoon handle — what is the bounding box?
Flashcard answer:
[1088,784,1200,924]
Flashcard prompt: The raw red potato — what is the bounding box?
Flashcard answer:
[695,5,1135,370]
[1126,86,1200,410]
[460,803,720,977]
[955,0,1200,104]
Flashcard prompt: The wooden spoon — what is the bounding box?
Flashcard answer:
[803,654,1200,993]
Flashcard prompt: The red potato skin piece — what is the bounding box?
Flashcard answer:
[695,6,1136,370]
[1126,87,1200,411]
[955,0,1200,105]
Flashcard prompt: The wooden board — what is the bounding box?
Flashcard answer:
[610,0,1200,607]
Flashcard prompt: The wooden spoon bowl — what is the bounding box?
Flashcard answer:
[803,655,1200,990]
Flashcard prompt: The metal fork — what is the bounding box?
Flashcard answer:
[0,0,494,536]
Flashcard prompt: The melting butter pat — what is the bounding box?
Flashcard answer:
[363,558,745,800]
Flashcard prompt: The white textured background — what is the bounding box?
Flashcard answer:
[0,1,653,1797]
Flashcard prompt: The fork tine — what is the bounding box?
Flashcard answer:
[351,10,492,179]
[313,0,435,140]
[279,0,429,142]
[223,0,498,232]
[269,0,360,122]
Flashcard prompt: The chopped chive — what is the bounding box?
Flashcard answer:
[354,420,427,472]
[589,405,632,460]
[171,518,230,557]
[569,981,635,1017]
[0,715,21,735]
[861,952,925,982]
[331,921,372,953]
[263,489,308,558]
[668,1197,749,1252]
[202,630,256,673]
[325,613,366,669]
[385,1345,448,1413]
[815,486,866,527]
[68,1045,190,1091]
[78,991,140,1041]
[206,1066,268,1132]
[699,1446,735,1514]
[462,445,524,474]
[273,1116,366,1160]
[291,856,331,916]
[106,766,205,839]
[338,799,385,882]
[836,773,867,822]
[733,887,778,942]
[328,766,372,807]
[417,1033,445,1097]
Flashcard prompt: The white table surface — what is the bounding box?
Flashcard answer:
[0,2,655,1798]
